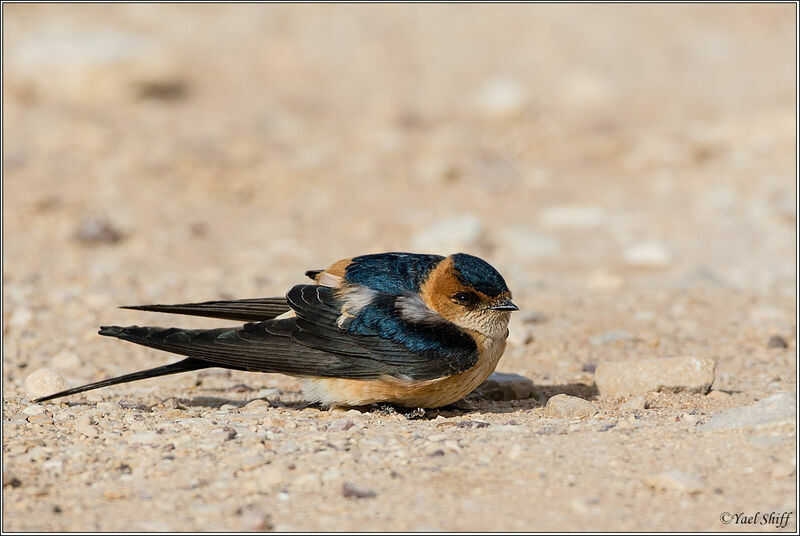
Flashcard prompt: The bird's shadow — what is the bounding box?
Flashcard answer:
[101,380,598,418]
[423,382,599,419]
[302,380,598,420]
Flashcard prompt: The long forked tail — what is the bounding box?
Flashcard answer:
[34,357,210,403]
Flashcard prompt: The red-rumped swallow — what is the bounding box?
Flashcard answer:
[36,252,518,408]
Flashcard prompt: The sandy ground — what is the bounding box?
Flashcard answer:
[2,4,797,532]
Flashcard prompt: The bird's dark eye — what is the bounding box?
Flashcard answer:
[452,292,478,306]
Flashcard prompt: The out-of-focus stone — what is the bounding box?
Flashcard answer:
[543,394,597,418]
[594,356,716,396]
[73,217,125,244]
[411,215,484,253]
[620,396,647,411]
[22,405,45,416]
[519,311,548,324]
[589,330,636,346]
[586,270,624,291]
[507,319,535,346]
[239,456,268,472]
[3,469,22,488]
[342,482,376,499]
[329,419,355,432]
[700,392,796,431]
[644,470,706,494]
[51,350,82,371]
[242,399,270,413]
[24,368,67,400]
[540,205,604,228]
[767,335,788,349]
[253,464,288,489]
[498,226,561,260]
[469,372,534,401]
[475,77,528,119]
[623,242,671,268]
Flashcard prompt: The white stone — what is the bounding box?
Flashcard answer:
[594,356,716,396]
[701,392,796,431]
[623,242,672,268]
[475,77,528,119]
[543,394,597,418]
[24,368,67,400]
[22,405,45,416]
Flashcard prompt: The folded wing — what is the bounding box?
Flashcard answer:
[102,285,478,382]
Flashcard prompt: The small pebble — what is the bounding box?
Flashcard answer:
[342,482,376,499]
[27,413,52,424]
[589,330,636,346]
[586,270,624,291]
[475,77,528,119]
[767,335,788,349]
[620,396,647,411]
[22,405,45,416]
[544,394,597,418]
[72,217,125,244]
[3,469,21,488]
[328,419,355,432]
[24,368,67,400]
[95,402,118,414]
[242,399,270,413]
[76,415,99,438]
[770,463,796,479]
[623,242,671,268]
[9,308,33,329]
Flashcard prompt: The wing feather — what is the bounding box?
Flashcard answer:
[120,297,290,321]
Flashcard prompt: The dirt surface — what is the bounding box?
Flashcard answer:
[2,4,796,532]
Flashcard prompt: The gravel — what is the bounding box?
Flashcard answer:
[2,4,795,533]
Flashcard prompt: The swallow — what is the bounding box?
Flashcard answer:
[35,252,518,408]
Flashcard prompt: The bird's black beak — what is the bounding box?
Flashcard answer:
[489,298,519,311]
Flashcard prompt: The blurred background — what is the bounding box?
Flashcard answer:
[3,3,796,396]
[2,4,796,532]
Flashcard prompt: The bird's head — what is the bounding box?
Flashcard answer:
[421,253,517,339]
